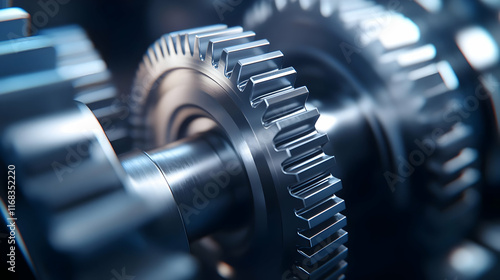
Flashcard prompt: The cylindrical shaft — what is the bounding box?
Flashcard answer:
[121,131,250,242]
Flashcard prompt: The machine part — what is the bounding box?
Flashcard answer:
[0,23,346,280]
[244,0,481,277]
[0,4,181,279]
[39,25,131,153]
[0,3,129,153]
[397,0,500,212]
[129,24,347,280]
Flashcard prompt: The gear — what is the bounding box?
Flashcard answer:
[130,25,347,279]
[0,19,346,280]
[244,0,481,276]
[0,3,129,153]
[39,25,131,153]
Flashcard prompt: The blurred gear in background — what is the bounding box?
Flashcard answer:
[244,0,500,279]
[0,0,499,279]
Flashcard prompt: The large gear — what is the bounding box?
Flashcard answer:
[130,24,347,279]
[244,0,481,277]
[0,18,346,280]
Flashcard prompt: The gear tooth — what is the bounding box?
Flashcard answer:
[435,123,474,157]
[143,53,153,70]
[296,196,345,229]
[298,228,347,265]
[380,44,437,69]
[183,34,192,56]
[220,39,270,76]
[429,168,480,205]
[373,15,421,51]
[175,34,184,55]
[147,47,158,65]
[207,31,255,67]
[284,150,336,182]
[295,249,348,280]
[0,37,56,76]
[298,213,346,247]
[313,258,348,280]
[406,61,459,97]
[231,51,284,88]
[192,26,243,60]
[171,24,228,55]
[243,66,296,102]
[277,129,329,157]
[428,148,478,180]
[291,174,342,208]
[0,7,30,41]
[262,86,308,125]
[340,5,385,27]
[165,34,177,55]
[171,24,228,38]
[159,36,169,57]
[274,109,319,147]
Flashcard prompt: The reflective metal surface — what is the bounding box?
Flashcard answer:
[0,0,499,279]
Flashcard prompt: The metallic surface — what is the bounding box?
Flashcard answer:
[130,25,346,279]
[244,0,483,278]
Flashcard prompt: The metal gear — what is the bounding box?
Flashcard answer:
[0,20,346,280]
[244,0,481,277]
[0,4,173,279]
[130,24,347,280]
[0,2,129,153]
[398,0,500,212]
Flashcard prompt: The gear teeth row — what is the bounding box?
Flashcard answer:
[298,213,347,247]
[192,27,243,59]
[220,39,270,76]
[298,228,348,265]
[245,0,481,263]
[133,25,347,279]
[333,0,481,249]
[232,51,284,89]
[207,31,255,65]
[39,26,129,151]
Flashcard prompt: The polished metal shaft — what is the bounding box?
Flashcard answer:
[121,131,250,243]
